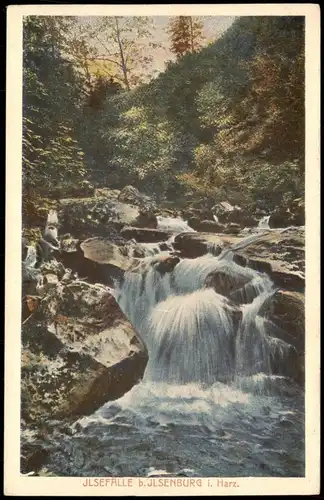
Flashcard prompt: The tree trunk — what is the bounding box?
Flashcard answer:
[189,17,194,53]
[115,17,130,91]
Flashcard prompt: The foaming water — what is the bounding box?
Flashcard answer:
[258,215,271,229]
[34,228,305,478]
[24,245,37,268]
[143,289,236,384]
[157,216,195,233]
[236,291,279,377]
[44,378,304,477]
[116,251,274,332]
[114,246,301,395]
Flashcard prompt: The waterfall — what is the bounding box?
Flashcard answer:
[40,229,304,479]
[23,245,37,268]
[114,237,296,391]
[257,215,270,229]
[157,216,195,233]
[143,289,236,385]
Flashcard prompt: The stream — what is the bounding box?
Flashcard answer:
[25,215,305,477]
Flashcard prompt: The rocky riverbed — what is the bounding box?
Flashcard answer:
[21,186,305,477]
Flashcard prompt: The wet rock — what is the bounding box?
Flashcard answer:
[118,185,156,211]
[173,232,238,259]
[223,223,241,234]
[159,242,172,252]
[21,280,148,427]
[205,270,251,304]
[173,233,209,258]
[152,255,181,275]
[21,444,50,474]
[289,198,305,226]
[189,219,225,233]
[259,290,305,356]
[58,197,157,239]
[268,209,294,228]
[55,236,127,287]
[232,228,305,292]
[120,227,172,243]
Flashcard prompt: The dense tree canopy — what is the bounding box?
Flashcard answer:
[22,15,305,229]
[167,16,204,59]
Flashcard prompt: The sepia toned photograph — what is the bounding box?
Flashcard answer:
[5,4,320,496]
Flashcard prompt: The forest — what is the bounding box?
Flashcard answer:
[22,15,305,229]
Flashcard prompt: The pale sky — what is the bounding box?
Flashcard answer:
[77,15,236,77]
[149,16,236,73]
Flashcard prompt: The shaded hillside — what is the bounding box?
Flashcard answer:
[77,16,304,210]
[22,15,305,231]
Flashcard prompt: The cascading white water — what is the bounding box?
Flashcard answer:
[258,215,271,229]
[23,245,37,268]
[114,241,295,389]
[116,252,268,327]
[42,232,304,479]
[142,288,236,385]
[157,216,196,233]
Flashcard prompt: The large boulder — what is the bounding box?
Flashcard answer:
[118,185,156,211]
[56,236,127,287]
[268,209,294,228]
[232,228,305,292]
[259,290,305,356]
[58,198,157,240]
[120,226,172,243]
[212,202,257,228]
[173,232,240,258]
[80,237,130,270]
[211,201,237,222]
[289,198,305,226]
[188,219,225,233]
[151,254,181,275]
[21,275,148,428]
[205,269,252,304]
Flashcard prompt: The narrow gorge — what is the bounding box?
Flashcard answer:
[21,188,305,477]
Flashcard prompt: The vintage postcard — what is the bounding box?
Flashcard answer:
[5,4,320,496]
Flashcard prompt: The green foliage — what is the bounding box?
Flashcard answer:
[22,15,305,219]
[167,16,204,59]
[110,106,183,195]
[23,16,88,227]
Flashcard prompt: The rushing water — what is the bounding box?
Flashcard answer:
[157,216,195,233]
[258,215,271,229]
[30,216,305,478]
